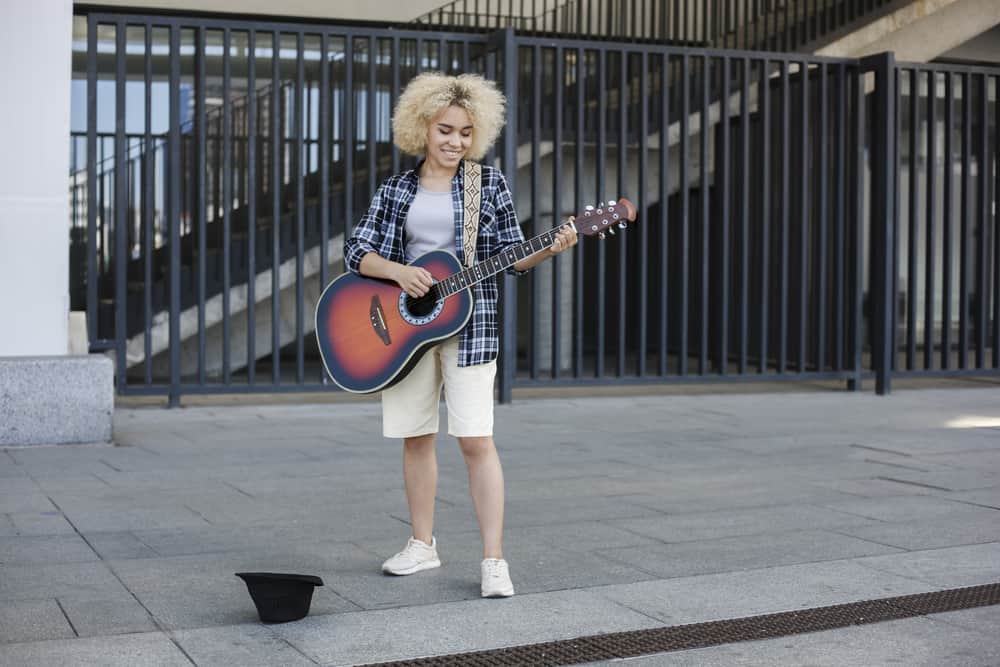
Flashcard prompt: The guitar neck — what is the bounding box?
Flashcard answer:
[435,223,574,298]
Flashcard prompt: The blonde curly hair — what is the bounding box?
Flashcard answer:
[391,72,506,161]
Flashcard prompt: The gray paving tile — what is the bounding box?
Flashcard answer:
[852,542,1000,588]
[173,624,316,667]
[0,535,98,565]
[818,494,998,522]
[3,511,77,537]
[592,559,938,625]
[831,512,1000,550]
[597,529,902,579]
[506,520,663,550]
[109,546,364,630]
[616,482,860,514]
[0,632,191,666]
[57,594,158,637]
[928,604,1000,638]
[271,589,662,666]
[0,562,129,601]
[580,615,1000,666]
[0,599,75,643]
[0,492,57,514]
[615,504,881,544]
[84,532,160,560]
[58,506,214,533]
[946,487,1000,509]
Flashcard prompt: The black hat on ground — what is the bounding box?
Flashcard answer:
[235,572,324,623]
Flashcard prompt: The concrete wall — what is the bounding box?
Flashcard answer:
[0,0,74,356]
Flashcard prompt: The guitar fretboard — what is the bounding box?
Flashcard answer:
[434,224,573,298]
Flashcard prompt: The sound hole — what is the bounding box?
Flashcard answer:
[404,286,440,318]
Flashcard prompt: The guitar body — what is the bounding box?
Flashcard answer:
[314,250,473,393]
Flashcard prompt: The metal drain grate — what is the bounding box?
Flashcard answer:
[358,582,1000,667]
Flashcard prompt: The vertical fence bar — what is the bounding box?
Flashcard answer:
[344,35,354,250]
[718,55,730,375]
[617,49,627,378]
[638,50,648,377]
[319,32,330,384]
[942,70,953,369]
[86,15,98,348]
[168,24,182,405]
[759,57,770,374]
[976,72,988,369]
[223,28,233,384]
[295,32,305,384]
[924,68,936,371]
[836,64,846,372]
[959,71,970,368]
[994,73,1000,368]
[865,52,896,395]
[659,52,669,377]
[574,46,584,377]
[680,53,690,376]
[906,67,918,370]
[799,60,809,373]
[196,27,207,386]
[779,60,790,375]
[552,46,563,379]
[391,37,400,175]
[368,36,377,198]
[499,27,517,403]
[114,22,127,391]
[271,30,282,386]
[247,29,257,385]
[739,57,749,374]
[531,44,541,380]
[818,62,829,373]
[852,63,864,389]
[143,25,154,385]
[596,47,606,378]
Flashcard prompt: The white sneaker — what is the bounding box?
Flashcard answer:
[481,558,515,598]
[381,537,441,575]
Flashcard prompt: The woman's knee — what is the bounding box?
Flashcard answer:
[457,435,494,460]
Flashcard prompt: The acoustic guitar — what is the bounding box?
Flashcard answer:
[315,198,637,393]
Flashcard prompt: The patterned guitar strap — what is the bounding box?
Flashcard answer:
[462,161,482,268]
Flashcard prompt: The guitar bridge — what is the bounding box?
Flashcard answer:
[370,295,391,346]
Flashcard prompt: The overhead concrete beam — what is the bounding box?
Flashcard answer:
[815,0,1000,62]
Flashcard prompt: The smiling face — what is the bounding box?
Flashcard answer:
[424,105,473,173]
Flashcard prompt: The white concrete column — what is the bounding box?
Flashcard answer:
[0,0,74,356]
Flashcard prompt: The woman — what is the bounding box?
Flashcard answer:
[344,72,577,598]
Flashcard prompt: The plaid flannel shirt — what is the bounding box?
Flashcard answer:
[344,161,526,367]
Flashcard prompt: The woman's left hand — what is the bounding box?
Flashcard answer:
[549,219,579,255]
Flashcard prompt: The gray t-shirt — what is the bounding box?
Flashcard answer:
[403,186,456,263]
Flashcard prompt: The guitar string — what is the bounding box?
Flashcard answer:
[403,224,571,312]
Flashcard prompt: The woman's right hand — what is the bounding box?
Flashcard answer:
[393,264,435,297]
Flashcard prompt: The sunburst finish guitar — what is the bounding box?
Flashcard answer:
[315,198,637,393]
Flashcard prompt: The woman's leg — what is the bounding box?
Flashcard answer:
[457,435,505,559]
[403,433,438,544]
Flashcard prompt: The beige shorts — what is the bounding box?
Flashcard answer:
[381,335,496,438]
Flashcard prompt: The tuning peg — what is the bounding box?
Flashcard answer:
[618,222,627,230]
[584,205,594,211]
[607,227,616,235]
[598,232,606,240]
[607,200,617,206]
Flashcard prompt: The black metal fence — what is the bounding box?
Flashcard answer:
[70,9,999,404]
[889,59,1000,383]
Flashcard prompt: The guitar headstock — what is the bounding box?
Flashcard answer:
[571,198,637,239]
